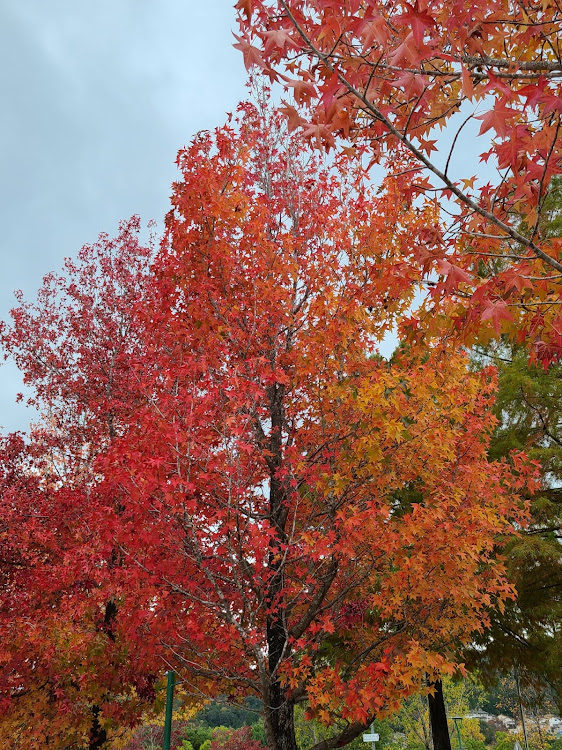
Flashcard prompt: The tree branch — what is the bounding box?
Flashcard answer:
[277,0,562,274]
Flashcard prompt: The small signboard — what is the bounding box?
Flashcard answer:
[362,724,380,750]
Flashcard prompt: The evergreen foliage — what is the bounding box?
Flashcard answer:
[467,342,562,706]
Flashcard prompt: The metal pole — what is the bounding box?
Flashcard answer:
[452,717,463,750]
[163,671,175,750]
[514,667,530,750]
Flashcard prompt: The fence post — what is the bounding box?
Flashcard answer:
[163,671,175,750]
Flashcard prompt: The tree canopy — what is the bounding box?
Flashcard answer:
[237,0,562,364]
[0,99,537,750]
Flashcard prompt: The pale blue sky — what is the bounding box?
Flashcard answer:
[0,1,248,431]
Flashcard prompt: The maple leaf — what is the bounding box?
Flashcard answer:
[394,2,437,46]
[495,136,527,170]
[232,34,267,71]
[359,15,389,51]
[389,32,427,67]
[477,103,520,138]
[481,299,515,332]
[482,71,516,101]
[436,259,472,293]
[500,267,534,295]
[234,0,253,21]
[279,103,302,132]
[518,76,548,110]
[261,29,300,55]
[542,94,562,116]
[286,78,317,105]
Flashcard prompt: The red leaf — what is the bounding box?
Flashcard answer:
[481,299,515,332]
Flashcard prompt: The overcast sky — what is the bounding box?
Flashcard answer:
[0,2,493,433]
[0,1,248,432]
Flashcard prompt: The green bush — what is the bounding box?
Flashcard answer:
[251,722,267,745]
[182,725,212,750]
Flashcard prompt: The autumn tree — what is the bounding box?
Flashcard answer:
[236,0,562,363]
[0,98,537,750]
[1,216,155,471]
[418,187,562,750]
[62,101,536,750]
[0,220,160,748]
[0,432,150,749]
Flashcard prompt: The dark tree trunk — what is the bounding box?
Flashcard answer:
[266,600,298,750]
[264,382,299,750]
[266,681,298,750]
[89,705,108,750]
[85,599,116,749]
[428,680,452,750]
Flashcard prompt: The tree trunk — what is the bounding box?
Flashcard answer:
[266,683,298,750]
[264,382,299,750]
[514,667,530,750]
[428,680,452,750]
[89,705,108,750]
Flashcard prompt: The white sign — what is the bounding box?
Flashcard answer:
[363,724,380,750]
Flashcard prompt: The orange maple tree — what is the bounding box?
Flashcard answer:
[69,102,533,750]
[0,100,537,750]
[236,0,562,364]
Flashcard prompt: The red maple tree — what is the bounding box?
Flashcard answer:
[0,220,160,749]
[86,102,533,750]
[0,100,537,750]
[236,1,562,363]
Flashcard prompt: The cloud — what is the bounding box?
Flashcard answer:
[0,0,247,431]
